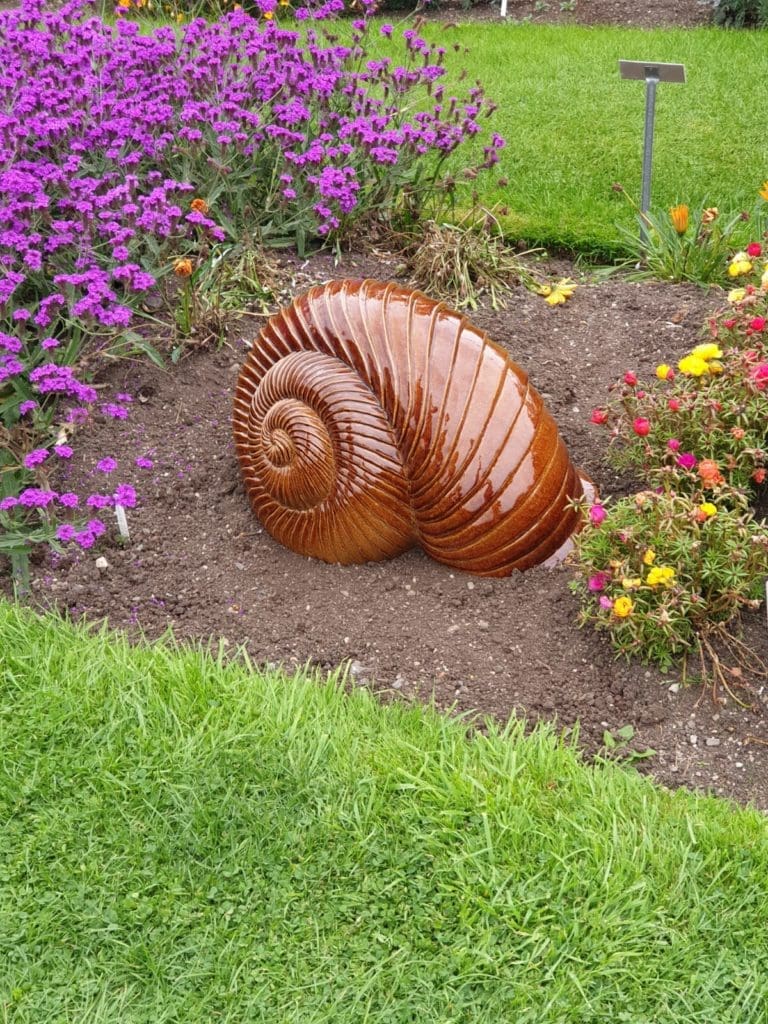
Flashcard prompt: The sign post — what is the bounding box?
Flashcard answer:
[618,60,686,244]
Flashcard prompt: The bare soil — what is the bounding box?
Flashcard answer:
[440,0,713,29]
[5,248,768,812]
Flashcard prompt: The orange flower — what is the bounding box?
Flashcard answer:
[698,459,724,487]
[190,198,209,214]
[173,257,193,277]
[759,181,768,202]
[669,203,689,235]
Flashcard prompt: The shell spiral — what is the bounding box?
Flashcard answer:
[233,279,589,577]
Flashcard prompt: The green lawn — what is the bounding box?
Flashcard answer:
[406,21,768,255]
[2,601,768,1022]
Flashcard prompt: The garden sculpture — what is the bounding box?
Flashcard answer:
[232,279,592,576]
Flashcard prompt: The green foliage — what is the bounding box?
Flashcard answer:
[614,186,767,285]
[713,0,768,27]
[599,723,656,764]
[574,270,768,677]
[570,489,768,671]
[591,267,768,496]
[3,601,768,1022]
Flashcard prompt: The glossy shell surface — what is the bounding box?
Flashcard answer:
[233,279,588,576]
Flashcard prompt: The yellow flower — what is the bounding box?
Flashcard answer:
[728,288,747,304]
[647,566,676,587]
[669,204,689,234]
[707,360,724,375]
[728,253,753,277]
[678,354,709,377]
[701,207,719,224]
[691,342,722,361]
[621,577,643,590]
[642,548,656,566]
[542,279,577,306]
[699,502,717,518]
[759,181,768,202]
[117,0,131,6]
[762,268,768,292]
[655,363,672,380]
[613,596,634,618]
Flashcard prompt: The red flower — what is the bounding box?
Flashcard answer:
[633,417,651,437]
[668,398,681,412]
[752,468,767,485]
[749,317,766,332]
[746,242,763,257]
[722,319,737,330]
[624,371,638,386]
[590,408,609,425]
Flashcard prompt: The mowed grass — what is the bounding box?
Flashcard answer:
[2,601,768,1022]
[391,21,768,255]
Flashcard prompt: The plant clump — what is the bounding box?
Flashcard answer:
[612,181,767,285]
[571,241,768,691]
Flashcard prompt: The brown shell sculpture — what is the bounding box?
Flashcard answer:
[232,279,591,577]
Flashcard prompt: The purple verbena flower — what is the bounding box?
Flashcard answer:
[23,448,49,469]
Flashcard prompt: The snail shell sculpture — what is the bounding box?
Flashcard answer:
[233,279,591,577]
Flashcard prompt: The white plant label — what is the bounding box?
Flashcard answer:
[115,503,130,541]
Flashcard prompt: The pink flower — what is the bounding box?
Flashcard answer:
[588,572,609,592]
[750,363,768,389]
[590,408,608,425]
[589,504,607,526]
[746,242,762,257]
[676,453,697,471]
[624,371,637,386]
[632,417,651,437]
[668,398,681,412]
[749,317,766,332]
[599,595,613,610]
[667,438,681,451]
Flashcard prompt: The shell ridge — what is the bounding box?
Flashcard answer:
[416,374,536,526]
[411,335,520,512]
[406,317,478,493]
[398,296,442,469]
[409,319,487,495]
[433,425,571,555]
